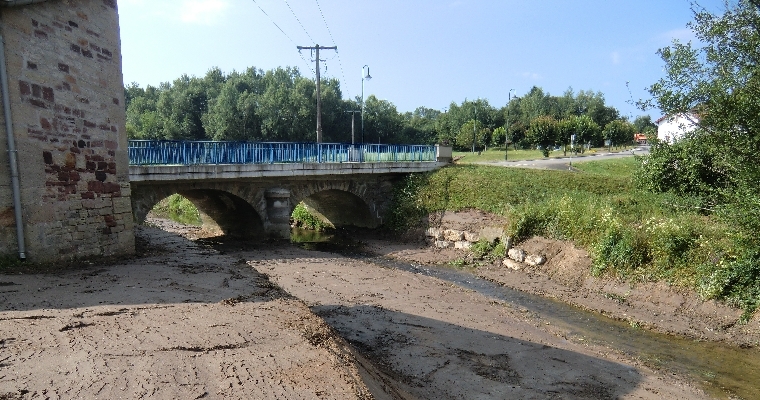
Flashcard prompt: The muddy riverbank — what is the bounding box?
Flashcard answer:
[1,215,756,398]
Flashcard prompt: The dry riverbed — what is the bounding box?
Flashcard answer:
[2,213,753,399]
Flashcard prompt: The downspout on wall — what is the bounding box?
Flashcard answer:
[0,1,49,259]
[0,30,26,259]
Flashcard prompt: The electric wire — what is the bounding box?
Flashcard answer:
[250,0,315,74]
[283,0,315,44]
[314,0,350,100]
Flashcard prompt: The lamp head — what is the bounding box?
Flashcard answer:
[363,65,372,80]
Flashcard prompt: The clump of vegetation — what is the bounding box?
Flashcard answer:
[151,194,202,226]
[291,203,332,232]
[471,239,506,261]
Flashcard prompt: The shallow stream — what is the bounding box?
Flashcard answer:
[291,229,760,399]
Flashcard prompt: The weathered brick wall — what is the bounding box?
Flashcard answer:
[0,0,134,262]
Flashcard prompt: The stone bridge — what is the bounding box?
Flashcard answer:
[129,161,447,239]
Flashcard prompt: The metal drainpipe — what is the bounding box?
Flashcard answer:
[0,32,26,259]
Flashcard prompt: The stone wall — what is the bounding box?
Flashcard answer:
[0,0,133,262]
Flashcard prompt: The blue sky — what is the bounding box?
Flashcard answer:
[118,0,725,121]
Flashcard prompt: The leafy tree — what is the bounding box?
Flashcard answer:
[500,94,524,149]
[154,73,218,140]
[363,95,404,144]
[490,126,506,148]
[556,118,575,155]
[202,79,260,141]
[526,116,558,157]
[640,0,760,230]
[562,115,601,152]
[519,87,554,124]
[573,89,617,127]
[603,120,636,149]
[435,98,497,147]
[123,65,625,152]
[636,2,760,318]
[633,115,657,133]
[455,119,489,151]
[400,107,440,144]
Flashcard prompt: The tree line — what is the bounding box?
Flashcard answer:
[125,67,656,152]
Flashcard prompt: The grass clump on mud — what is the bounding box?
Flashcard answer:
[387,158,759,322]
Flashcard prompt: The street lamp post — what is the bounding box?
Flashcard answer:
[570,134,575,169]
[361,65,372,144]
[505,89,514,161]
[472,102,477,153]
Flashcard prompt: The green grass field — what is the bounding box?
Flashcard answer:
[453,147,636,163]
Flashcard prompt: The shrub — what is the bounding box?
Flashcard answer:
[291,203,331,231]
[591,227,650,277]
[645,217,700,274]
[633,136,729,209]
[698,249,760,323]
[471,239,508,261]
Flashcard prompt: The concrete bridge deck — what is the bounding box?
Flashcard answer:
[129,160,447,182]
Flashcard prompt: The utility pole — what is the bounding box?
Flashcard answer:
[344,110,360,144]
[297,44,337,143]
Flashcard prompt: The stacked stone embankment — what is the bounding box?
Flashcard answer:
[425,226,546,269]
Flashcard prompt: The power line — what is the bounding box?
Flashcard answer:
[250,0,314,74]
[283,0,315,44]
[314,0,350,100]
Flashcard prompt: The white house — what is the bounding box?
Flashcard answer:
[656,113,700,143]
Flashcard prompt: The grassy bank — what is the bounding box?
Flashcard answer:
[387,158,759,321]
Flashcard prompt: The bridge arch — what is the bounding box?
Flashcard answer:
[131,183,267,239]
[290,180,388,229]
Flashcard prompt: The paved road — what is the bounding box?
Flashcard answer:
[479,146,649,171]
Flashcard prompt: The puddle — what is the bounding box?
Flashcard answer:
[291,228,365,254]
[292,229,760,400]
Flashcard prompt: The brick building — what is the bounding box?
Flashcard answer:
[0,0,134,262]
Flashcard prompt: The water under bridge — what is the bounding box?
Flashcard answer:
[128,140,451,238]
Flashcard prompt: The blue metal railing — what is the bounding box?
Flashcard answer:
[128,140,437,166]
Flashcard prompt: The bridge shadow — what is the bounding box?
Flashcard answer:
[313,304,644,399]
[0,226,294,313]
[0,223,380,313]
